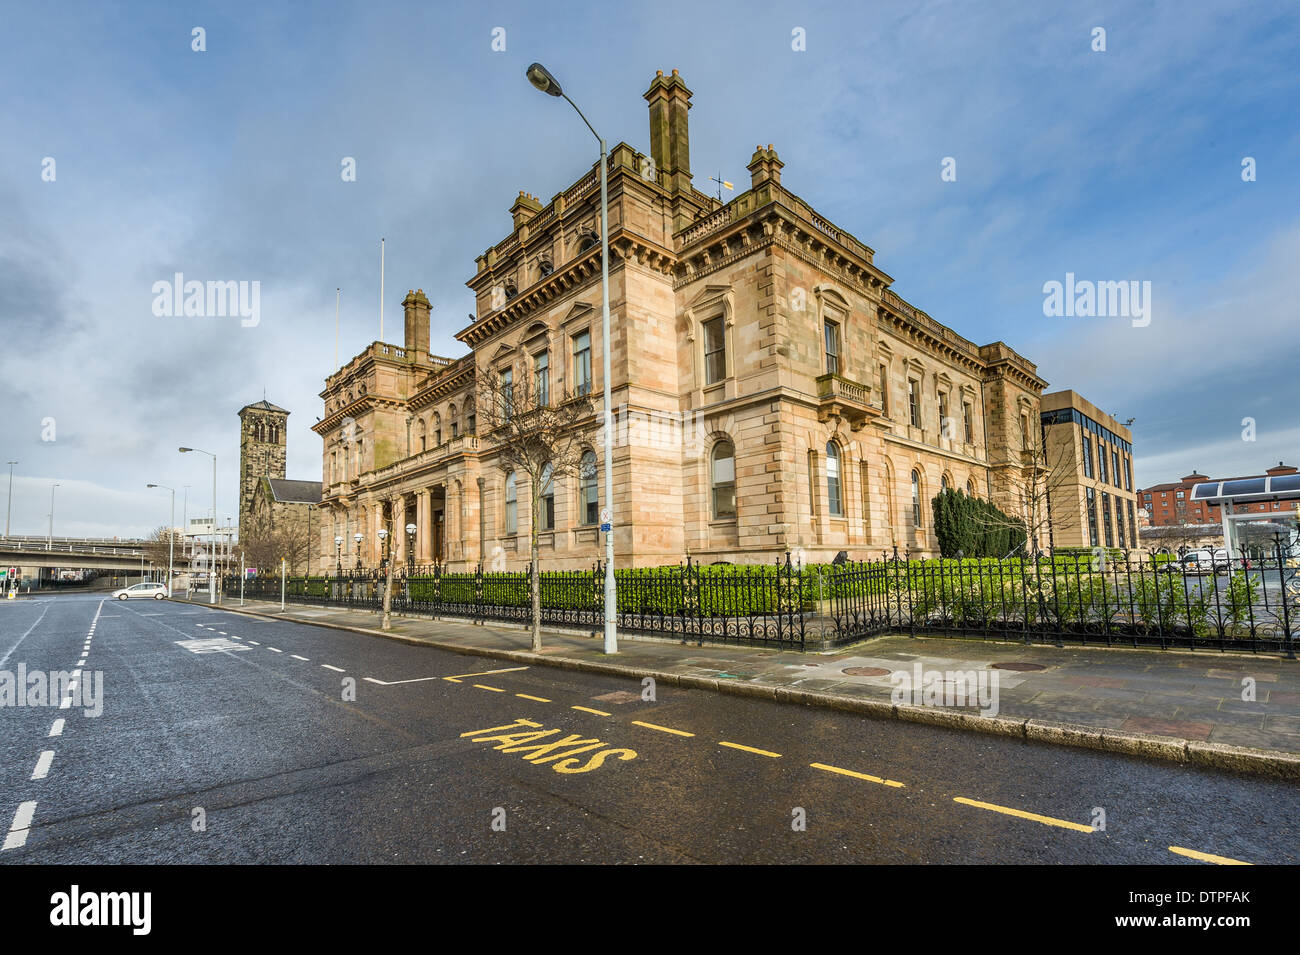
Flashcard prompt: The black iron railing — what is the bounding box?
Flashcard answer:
[225,537,1300,655]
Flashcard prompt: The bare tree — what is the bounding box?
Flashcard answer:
[144,525,183,577]
[476,364,595,650]
[974,421,1078,557]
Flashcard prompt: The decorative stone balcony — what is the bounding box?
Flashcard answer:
[815,373,880,431]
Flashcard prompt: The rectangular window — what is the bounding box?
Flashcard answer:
[573,331,591,396]
[1125,458,1132,491]
[1127,500,1137,547]
[703,317,726,385]
[962,402,973,443]
[1112,450,1121,487]
[938,392,949,439]
[501,368,513,419]
[1086,487,1098,547]
[808,452,818,519]
[1098,443,1108,483]
[907,379,921,428]
[534,351,549,406]
[1102,492,1114,547]
[878,364,889,414]
[823,321,840,376]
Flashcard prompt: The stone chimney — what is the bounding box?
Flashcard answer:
[402,289,431,363]
[644,69,693,193]
[747,144,784,188]
[510,191,542,230]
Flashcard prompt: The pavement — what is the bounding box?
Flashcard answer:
[3,592,1297,864]
[170,593,1300,778]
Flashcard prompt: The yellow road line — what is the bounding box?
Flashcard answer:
[810,761,905,788]
[571,705,611,716]
[953,796,1093,833]
[443,666,530,683]
[472,684,505,693]
[632,720,695,737]
[1169,845,1252,865]
[719,741,781,758]
[516,693,552,703]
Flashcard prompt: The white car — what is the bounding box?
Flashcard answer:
[112,582,168,600]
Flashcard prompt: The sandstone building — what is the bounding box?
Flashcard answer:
[313,71,1067,572]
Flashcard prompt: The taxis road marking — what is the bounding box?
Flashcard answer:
[516,693,552,703]
[473,684,505,692]
[572,705,611,716]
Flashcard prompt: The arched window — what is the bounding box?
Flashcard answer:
[504,472,517,534]
[433,412,442,446]
[711,441,736,519]
[539,463,555,531]
[579,451,598,525]
[826,442,843,516]
[449,404,459,439]
[941,473,951,492]
[967,478,976,496]
[911,470,923,527]
[417,418,426,452]
[578,232,598,254]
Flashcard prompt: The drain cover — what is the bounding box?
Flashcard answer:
[992,662,1047,671]
[842,666,891,677]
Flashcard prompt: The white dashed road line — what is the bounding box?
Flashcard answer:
[321,665,345,673]
[291,655,309,661]
[48,719,64,738]
[3,802,37,851]
[31,751,54,781]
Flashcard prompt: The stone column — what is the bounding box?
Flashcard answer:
[416,489,431,562]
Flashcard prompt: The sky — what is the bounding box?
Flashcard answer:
[1,0,1297,537]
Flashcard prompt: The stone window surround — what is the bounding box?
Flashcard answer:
[685,285,736,401]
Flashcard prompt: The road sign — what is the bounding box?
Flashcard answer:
[600,508,611,524]
[599,522,611,533]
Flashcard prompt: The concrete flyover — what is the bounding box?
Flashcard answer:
[0,535,155,576]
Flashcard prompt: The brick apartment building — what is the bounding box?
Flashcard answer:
[1138,462,1298,525]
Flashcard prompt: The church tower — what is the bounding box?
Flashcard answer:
[237,400,289,537]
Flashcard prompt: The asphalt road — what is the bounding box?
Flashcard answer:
[0,592,1296,864]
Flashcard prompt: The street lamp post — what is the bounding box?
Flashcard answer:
[335,535,344,576]
[179,447,217,604]
[4,461,15,540]
[46,483,59,551]
[354,532,363,571]
[526,61,618,655]
[405,522,416,575]
[147,483,176,598]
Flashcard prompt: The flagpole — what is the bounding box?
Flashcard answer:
[334,287,341,370]
[379,237,385,342]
